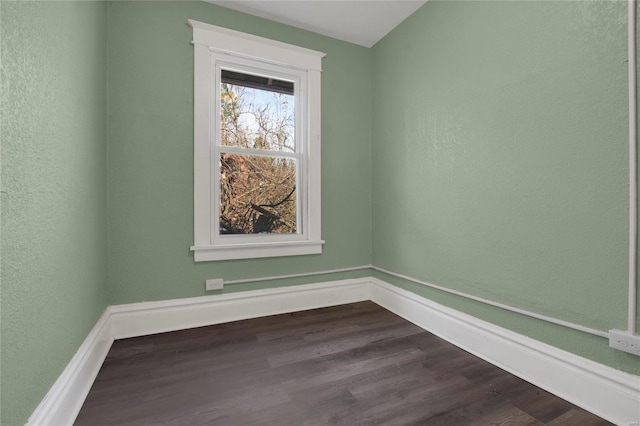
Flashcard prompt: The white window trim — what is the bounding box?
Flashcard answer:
[188,19,325,262]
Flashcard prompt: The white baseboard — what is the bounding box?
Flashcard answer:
[108,278,371,339]
[26,309,114,426]
[25,278,370,425]
[27,276,640,425]
[369,278,640,426]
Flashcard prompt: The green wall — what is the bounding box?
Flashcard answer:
[372,0,639,375]
[1,2,108,425]
[106,1,372,304]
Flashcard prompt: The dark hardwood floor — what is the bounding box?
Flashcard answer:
[76,302,611,425]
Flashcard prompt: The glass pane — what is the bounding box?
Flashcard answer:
[219,153,297,235]
[220,70,295,152]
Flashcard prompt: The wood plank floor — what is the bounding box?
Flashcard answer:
[76,302,611,425]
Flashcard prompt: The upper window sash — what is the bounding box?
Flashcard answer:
[212,54,306,155]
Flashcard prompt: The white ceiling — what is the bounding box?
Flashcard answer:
[206,1,427,48]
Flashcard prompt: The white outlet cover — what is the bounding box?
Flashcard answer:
[609,329,640,356]
[206,278,224,291]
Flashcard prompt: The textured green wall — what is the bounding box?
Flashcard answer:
[0,2,108,425]
[106,1,372,304]
[372,0,639,374]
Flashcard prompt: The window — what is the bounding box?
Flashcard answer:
[189,20,325,261]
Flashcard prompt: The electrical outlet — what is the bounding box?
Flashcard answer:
[206,278,224,291]
[609,330,640,356]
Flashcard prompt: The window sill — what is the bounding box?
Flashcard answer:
[190,240,324,262]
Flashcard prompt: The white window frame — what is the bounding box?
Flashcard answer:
[188,20,325,262]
